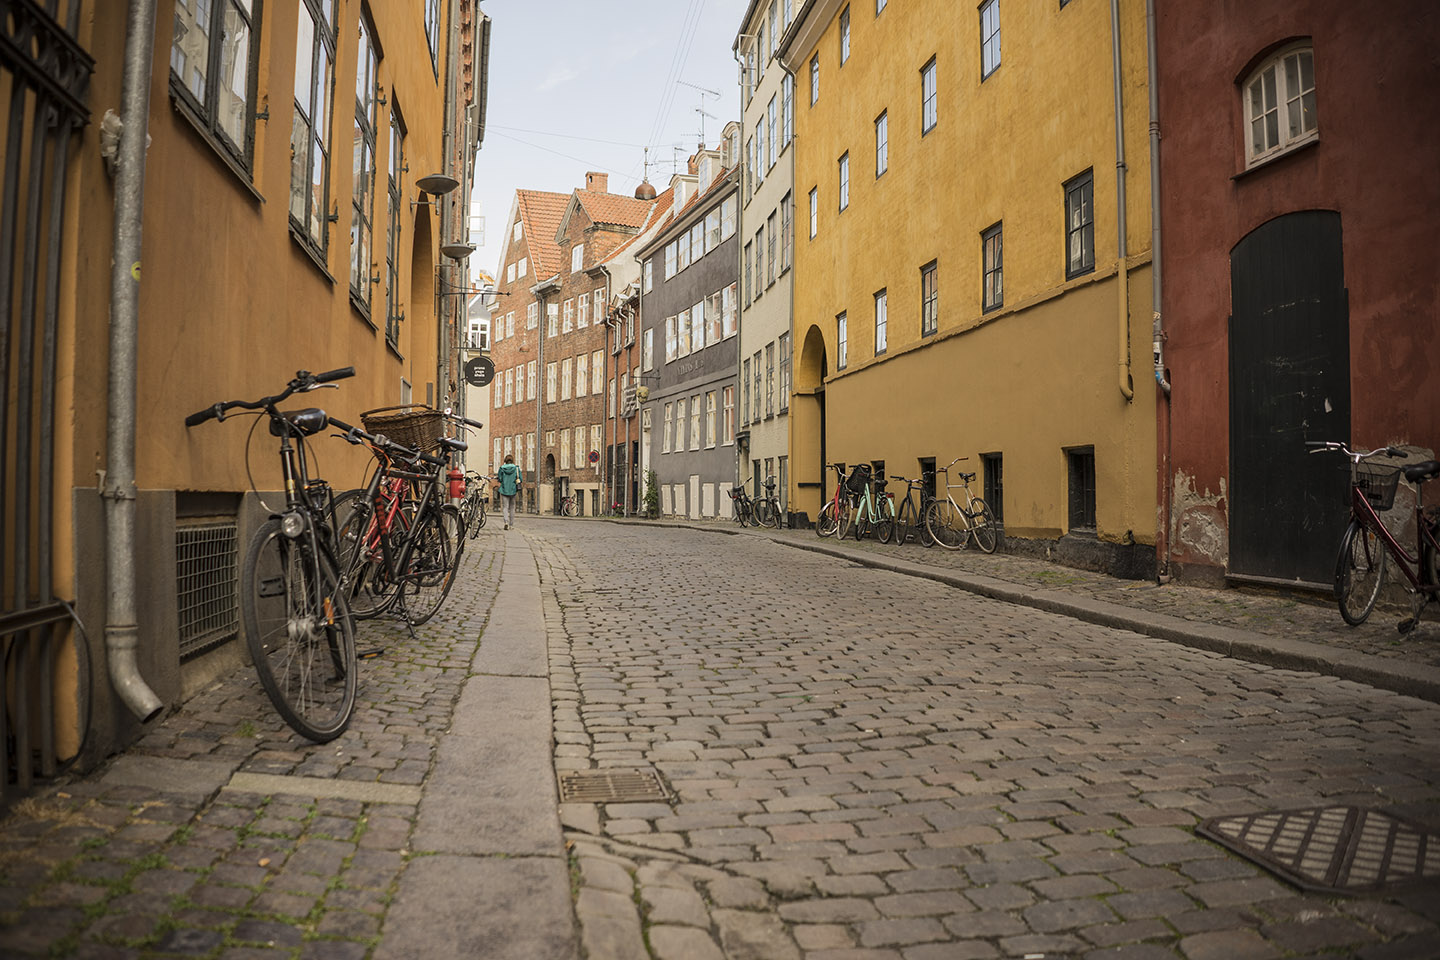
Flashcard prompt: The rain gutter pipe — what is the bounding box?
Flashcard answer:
[1146,0,1174,582]
[1110,0,1134,402]
[104,0,163,723]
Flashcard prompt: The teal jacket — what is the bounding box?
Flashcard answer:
[497,462,520,497]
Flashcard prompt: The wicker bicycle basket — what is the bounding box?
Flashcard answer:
[360,404,445,452]
[1354,461,1401,511]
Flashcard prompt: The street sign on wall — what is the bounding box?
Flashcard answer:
[464,356,495,387]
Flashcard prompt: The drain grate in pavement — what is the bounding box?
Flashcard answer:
[1197,806,1440,895]
[558,769,669,804]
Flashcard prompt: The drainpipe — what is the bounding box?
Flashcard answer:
[1110,0,1134,403]
[103,0,163,723]
[1146,0,1173,581]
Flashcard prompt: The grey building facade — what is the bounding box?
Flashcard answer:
[636,147,742,519]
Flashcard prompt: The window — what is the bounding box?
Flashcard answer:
[780,192,793,273]
[527,302,538,329]
[921,57,937,134]
[758,23,766,79]
[875,110,888,177]
[692,300,706,353]
[721,195,737,240]
[809,187,818,238]
[744,136,754,198]
[742,359,751,426]
[840,6,850,63]
[1067,447,1096,533]
[921,260,938,336]
[518,257,527,278]
[644,260,653,292]
[348,14,378,310]
[594,290,606,328]
[665,315,677,362]
[290,0,335,254]
[767,211,777,286]
[574,427,585,472]
[980,0,1000,79]
[755,118,766,187]
[643,328,654,370]
[778,333,790,410]
[765,344,775,417]
[752,353,763,423]
[384,107,405,348]
[591,425,602,469]
[810,53,819,105]
[592,350,603,394]
[507,262,516,284]
[705,392,717,449]
[513,220,522,243]
[548,303,559,337]
[767,96,778,168]
[504,368,514,405]
[723,386,736,443]
[578,292,589,328]
[874,289,888,356]
[706,209,721,250]
[546,362,557,403]
[982,223,1003,312]
[1245,44,1318,166]
[494,438,503,471]
[527,360,537,400]
[723,283,738,337]
[677,309,691,358]
[1064,169,1095,278]
[982,453,1003,525]
[707,290,723,344]
[838,152,849,210]
[527,433,536,472]
[169,0,261,171]
[837,311,848,369]
[564,299,576,333]
[424,0,440,69]
[576,353,589,397]
[663,403,673,453]
[665,242,677,280]
[609,378,617,418]
[571,243,584,273]
[782,73,794,148]
[495,375,504,409]
[753,231,764,299]
[560,432,570,471]
[876,0,886,12]
[676,397,687,449]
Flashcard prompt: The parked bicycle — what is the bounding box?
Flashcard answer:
[184,367,358,743]
[927,457,998,553]
[559,492,579,517]
[848,465,897,542]
[751,476,784,528]
[814,463,851,538]
[1308,440,1440,631]
[728,477,756,527]
[890,473,936,546]
[459,470,489,538]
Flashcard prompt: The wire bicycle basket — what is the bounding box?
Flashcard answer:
[359,404,445,452]
[1354,461,1401,511]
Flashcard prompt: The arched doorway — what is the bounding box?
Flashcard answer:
[408,207,434,401]
[791,324,830,523]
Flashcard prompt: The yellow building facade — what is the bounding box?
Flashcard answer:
[1,0,479,783]
[779,0,1157,575]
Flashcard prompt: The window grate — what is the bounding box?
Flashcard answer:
[176,519,239,659]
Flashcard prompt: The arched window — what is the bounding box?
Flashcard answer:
[1243,43,1318,166]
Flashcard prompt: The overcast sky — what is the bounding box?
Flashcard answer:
[470,0,748,284]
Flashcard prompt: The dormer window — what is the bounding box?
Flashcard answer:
[700,155,712,186]
[571,243,584,273]
[1244,43,1317,167]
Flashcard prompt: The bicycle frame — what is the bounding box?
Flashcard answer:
[1351,481,1440,594]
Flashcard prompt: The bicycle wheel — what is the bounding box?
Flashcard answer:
[835,500,851,540]
[876,500,896,544]
[401,506,461,625]
[752,498,772,528]
[926,499,969,550]
[969,499,999,554]
[469,495,487,536]
[241,519,357,742]
[852,505,870,540]
[1335,520,1386,626]
[816,500,838,537]
[563,497,578,517]
[333,491,399,620]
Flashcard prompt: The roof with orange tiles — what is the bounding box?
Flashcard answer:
[515,189,570,276]
[599,186,676,267]
[575,190,656,231]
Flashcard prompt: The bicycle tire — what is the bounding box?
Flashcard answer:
[876,499,896,544]
[969,499,999,554]
[241,519,357,742]
[852,504,870,540]
[926,499,968,550]
[1335,519,1386,626]
[816,500,838,537]
[894,498,913,545]
[402,505,462,625]
[332,491,400,620]
[562,497,579,517]
[835,500,851,540]
[752,498,771,528]
[470,496,487,536]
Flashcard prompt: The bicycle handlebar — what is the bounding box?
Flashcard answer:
[1307,440,1408,461]
[184,367,356,428]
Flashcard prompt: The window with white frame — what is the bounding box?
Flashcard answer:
[665,315,677,362]
[782,73,794,148]
[677,309,691,358]
[705,392,717,449]
[560,433,570,470]
[983,222,1003,312]
[837,311,848,369]
[495,378,503,409]
[518,257,527,277]
[723,386,736,443]
[743,243,752,306]
[1244,44,1317,166]
[171,0,262,172]
[767,96,777,168]
[767,211,777,286]
[839,152,849,210]
[527,302,537,328]
[546,303,558,336]
[578,293,589,328]
[527,433,535,471]
[507,262,516,283]
[921,260,938,337]
[563,299,574,333]
[706,209,721,250]
[609,377,616,418]
[875,110,888,177]
[591,425,602,467]
[571,243,583,273]
[922,57,937,134]
[690,396,701,450]
[546,361,557,402]
[691,300,705,353]
[349,13,379,312]
[721,195,737,240]
[573,427,585,472]
[494,438,503,470]
[778,333,790,410]
[874,289,888,355]
[527,360,537,400]
[594,290,605,328]
[1065,169,1095,278]
[592,350,603,394]
[512,220,522,243]
[810,53,819,104]
[561,358,573,400]
[809,187,818,238]
[840,5,850,63]
[643,328,654,370]
[724,282,738,337]
[765,343,775,417]
[663,403,673,452]
[675,396,686,448]
[752,353,762,423]
[576,353,589,397]
[644,259,653,292]
[506,311,515,338]
[742,358,751,426]
[289,0,335,253]
[504,368,514,405]
[781,192,793,272]
[755,118,766,186]
[980,0,1000,79]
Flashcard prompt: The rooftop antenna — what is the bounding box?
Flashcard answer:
[678,80,722,145]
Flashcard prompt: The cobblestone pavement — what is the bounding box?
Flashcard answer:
[538,522,1440,960]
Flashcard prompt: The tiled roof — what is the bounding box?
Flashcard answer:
[599,187,676,266]
[515,189,570,276]
[575,191,654,230]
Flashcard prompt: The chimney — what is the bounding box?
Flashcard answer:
[585,171,608,193]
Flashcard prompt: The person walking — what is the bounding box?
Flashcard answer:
[497,454,520,530]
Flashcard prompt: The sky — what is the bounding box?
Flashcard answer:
[469,0,749,286]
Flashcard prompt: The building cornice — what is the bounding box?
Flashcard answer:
[778,0,844,72]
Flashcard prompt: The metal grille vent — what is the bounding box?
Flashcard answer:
[558,769,669,804]
[1198,806,1440,895]
[176,519,239,659]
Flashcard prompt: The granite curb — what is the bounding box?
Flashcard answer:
[603,516,1440,706]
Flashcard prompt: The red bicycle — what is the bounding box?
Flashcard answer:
[815,463,852,539]
[1309,441,1440,632]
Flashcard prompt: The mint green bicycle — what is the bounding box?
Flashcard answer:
[848,465,897,542]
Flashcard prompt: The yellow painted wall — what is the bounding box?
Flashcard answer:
[788,0,1157,545]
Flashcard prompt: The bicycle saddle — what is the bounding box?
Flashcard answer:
[959,471,977,482]
[270,408,328,437]
[1402,460,1440,483]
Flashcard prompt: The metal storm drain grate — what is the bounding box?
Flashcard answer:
[1198,806,1440,895]
[558,769,669,804]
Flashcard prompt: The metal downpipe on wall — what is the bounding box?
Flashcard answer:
[1110,0,1134,403]
[104,0,163,723]
[1146,0,1174,582]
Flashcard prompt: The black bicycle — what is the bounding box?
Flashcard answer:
[750,477,784,528]
[728,477,757,526]
[891,473,936,546]
[185,367,359,742]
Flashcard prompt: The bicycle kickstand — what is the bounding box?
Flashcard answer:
[1398,593,1430,635]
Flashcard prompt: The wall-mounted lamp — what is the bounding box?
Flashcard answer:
[412,173,461,215]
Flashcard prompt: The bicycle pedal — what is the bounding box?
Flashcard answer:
[1397,618,1418,635]
[357,646,387,659]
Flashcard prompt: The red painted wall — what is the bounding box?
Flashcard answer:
[1155,0,1440,578]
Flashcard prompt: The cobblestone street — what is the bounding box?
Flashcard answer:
[2,520,1439,959]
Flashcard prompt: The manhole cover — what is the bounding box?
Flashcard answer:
[1197,806,1440,894]
[558,769,669,804]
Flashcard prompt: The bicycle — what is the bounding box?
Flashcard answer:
[1308,440,1440,631]
[815,463,851,539]
[927,457,998,553]
[184,366,358,743]
[750,477,784,528]
[459,470,489,538]
[559,492,579,517]
[848,466,896,542]
[728,477,756,527]
[890,473,936,547]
